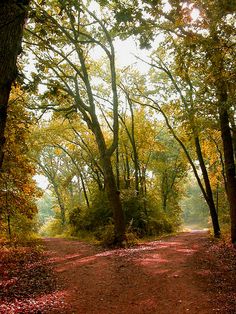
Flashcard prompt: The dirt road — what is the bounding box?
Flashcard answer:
[1,231,235,313]
[42,231,231,314]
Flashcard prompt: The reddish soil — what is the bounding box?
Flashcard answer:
[1,231,236,313]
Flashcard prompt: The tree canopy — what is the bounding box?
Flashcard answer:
[1,0,235,246]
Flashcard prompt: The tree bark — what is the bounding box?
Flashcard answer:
[79,173,90,209]
[102,154,126,244]
[194,135,221,237]
[116,147,120,190]
[161,171,168,212]
[219,108,236,244]
[230,116,236,162]
[53,183,66,226]
[0,1,29,169]
[123,147,131,188]
[209,29,236,244]
[94,124,126,244]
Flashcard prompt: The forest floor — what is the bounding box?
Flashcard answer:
[0,231,236,314]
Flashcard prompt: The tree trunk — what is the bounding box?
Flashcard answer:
[230,117,236,163]
[93,123,126,244]
[80,173,90,209]
[123,147,131,188]
[102,154,126,244]
[208,29,236,244]
[53,184,66,225]
[120,112,140,193]
[219,108,236,244]
[116,147,120,190]
[127,101,140,193]
[0,1,29,169]
[194,135,221,237]
[161,171,168,212]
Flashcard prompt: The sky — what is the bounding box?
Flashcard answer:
[34,174,49,189]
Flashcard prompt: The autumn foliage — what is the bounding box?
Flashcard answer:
[0,87,40,240]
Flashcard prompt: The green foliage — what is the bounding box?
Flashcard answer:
[0,213,39,242]
[66,185,181,242]
[125,231,138,246]
[95,223,115,247]
[95,222,138,247]
[181,178,209,227]
[0,87,39,240]
[22,0,234,243]
[146,215,176,236]
[72,191,112,232]
[122,192,148,235]
[39,217,65,237]
[37,191,55,226]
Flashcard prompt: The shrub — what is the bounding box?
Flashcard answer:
[68,191,112,233]
[147,216,174,235]
[125,231,138,246]
[96,223,115,247]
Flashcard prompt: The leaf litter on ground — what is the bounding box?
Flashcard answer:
[0,239,67,314]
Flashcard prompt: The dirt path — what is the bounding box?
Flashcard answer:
[41,231,233,314]
[1,231,235,313]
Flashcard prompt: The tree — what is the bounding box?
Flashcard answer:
[0,87,39,238]
[30,116,110,231]
[35,146,68,225]
[162,1,236,243]
[154,131,187,214]
[26,1,126,244]
[109,0,236,242]
[147,55,221,237]
[0,0,31,170]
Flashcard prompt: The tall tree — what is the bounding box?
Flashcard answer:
[26,1,125,244]
[35,146,67,225]
[0,0,30,169]
[148,55,221,237]
[110,0,236,242]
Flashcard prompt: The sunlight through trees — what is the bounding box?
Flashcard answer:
[0,0,235,246]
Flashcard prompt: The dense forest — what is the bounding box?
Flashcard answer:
[0,0,235,247]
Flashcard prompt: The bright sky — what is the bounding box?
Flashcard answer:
[115,38,150,70]
[34,174,49,189]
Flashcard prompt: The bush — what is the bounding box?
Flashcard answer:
[147,216,175,235]
[95,222,138,247]
[121,191,149,235]
[68,191,112,233]
[95,223,115,247]
[68,190,181,242]
[125,231,138,246]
